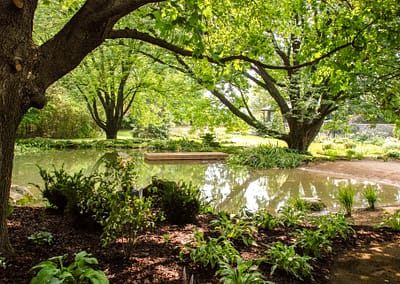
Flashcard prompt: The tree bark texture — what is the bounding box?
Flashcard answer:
[0,0,42,255]
[284,119,325,152]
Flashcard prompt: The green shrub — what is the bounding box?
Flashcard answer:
[131,123,169,139]
[337,184,355,216]
[291,197,326,212]
[101,191,155,250]
[147,178,202,225]
[36,166,94,214]
[30,251,108,284]
[322,149,339,159]
[290,197,310,212]
[363,185,379,210]
[200,132,220,147]
[345,149,356,160]
[37,158,158,249]
[385,151,400,160]
[80,159,157,249]
[18,92,99,139]
[321,142,333,150]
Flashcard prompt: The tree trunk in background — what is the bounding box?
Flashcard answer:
[105,127,118,139]
[285,119,325,152]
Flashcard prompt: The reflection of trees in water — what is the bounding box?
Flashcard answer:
[136,161,210,188]
[14,151,400,212]
[13,149,107,187]
[206,168,360,213]
[91,151,133,173]
[202,164,249,212]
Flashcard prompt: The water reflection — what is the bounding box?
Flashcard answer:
[12,149,400,212]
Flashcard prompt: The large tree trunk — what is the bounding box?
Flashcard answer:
[0,0,44,255]
[285,119,325,152]
[0,102,21,256]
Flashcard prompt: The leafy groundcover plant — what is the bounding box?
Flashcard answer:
[216,257,271,284]
[264,242,314,281]
[30,251,108,284]
[28,231,54,245]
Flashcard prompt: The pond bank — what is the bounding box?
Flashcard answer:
[301,159,400,187]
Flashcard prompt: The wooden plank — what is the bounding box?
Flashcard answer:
[144,152,229,161]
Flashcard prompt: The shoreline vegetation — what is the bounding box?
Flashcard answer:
[6,134,400,283]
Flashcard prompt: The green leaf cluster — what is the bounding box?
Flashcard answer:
[30,251,108,284]
[265,242,314,281]
[28,231,54,246]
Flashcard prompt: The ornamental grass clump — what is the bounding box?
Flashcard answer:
[337,184,355,216]
[363,184,379,210]
[148,178,202,225]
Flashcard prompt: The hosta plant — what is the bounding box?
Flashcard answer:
[254,210,282,230]
[211,211,258,246]
[294,229,332,258]
[313,213,354,240]
[216,257,270,284]
[264,242,314,281]
[187,231,240,269]
[30,251,108,284]
[278,206,304,227]
[28,231,54,245]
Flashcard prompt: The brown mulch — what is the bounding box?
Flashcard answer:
[1,207,400,283]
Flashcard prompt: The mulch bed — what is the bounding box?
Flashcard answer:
[1,207,399,283]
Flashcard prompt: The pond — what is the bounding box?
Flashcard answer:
[12,149,400,213]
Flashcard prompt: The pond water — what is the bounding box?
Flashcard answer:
[12,149,400,213]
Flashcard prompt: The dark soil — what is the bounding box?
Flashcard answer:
[1,206,400,284]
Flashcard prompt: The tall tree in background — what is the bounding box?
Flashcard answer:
[73,43,146,139]
[133,0,398,151]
